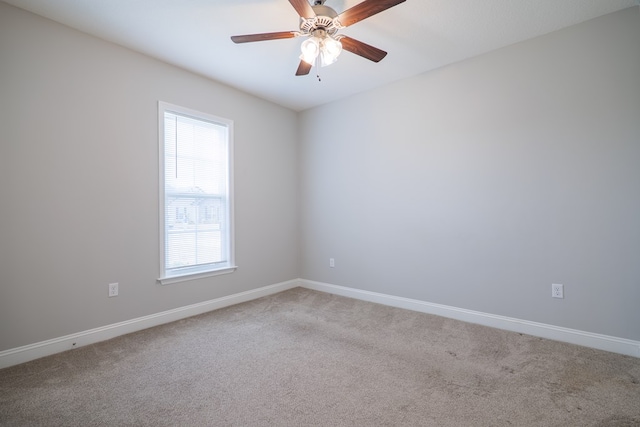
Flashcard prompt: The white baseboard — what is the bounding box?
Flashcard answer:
[300,279,640,358]
[0,279,300,369]
[3,278,637,369]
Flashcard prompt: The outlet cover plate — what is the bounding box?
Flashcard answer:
[108,283,119,297]
[552,283,564,299]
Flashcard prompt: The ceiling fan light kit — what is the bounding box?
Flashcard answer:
[300,29,342,67]
[231,0,406,77]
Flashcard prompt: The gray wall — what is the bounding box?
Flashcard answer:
[1,2,639,353]
[0,2,299,351]
[299,7,640,341]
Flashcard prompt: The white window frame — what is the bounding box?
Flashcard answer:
[157,101,236,285]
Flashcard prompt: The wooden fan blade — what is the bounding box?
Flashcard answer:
[231,32,297,43]
[337,0,406,28]
[339,36,387,62]
[289,0,316,19]
[296,60,313,76]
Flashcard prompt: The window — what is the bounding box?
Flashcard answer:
[158,102,235,284]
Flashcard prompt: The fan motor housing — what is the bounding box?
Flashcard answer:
[300,4,341,35]
[311,4,338,18]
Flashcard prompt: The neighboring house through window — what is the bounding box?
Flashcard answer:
[158,102,235,284]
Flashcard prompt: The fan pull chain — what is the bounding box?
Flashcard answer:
[315,56,321,82]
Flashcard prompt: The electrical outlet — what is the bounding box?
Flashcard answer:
[552,283,564,299]
[329,258,335,268]
[108,282,119,297]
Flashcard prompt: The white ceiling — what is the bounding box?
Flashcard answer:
[3,0,638,111]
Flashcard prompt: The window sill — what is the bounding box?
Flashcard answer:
[157,266,238,285]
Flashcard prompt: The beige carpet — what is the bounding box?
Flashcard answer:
[1,287,639,426]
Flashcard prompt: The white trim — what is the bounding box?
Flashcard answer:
[0,279,300,369]
[300,279,640,358]
[158,265,238,285]
[157,101,235,283]
[3,278,637,369]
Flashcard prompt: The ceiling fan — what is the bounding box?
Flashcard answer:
[231,0,406,77]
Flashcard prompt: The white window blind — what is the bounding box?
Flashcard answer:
[158,102,235,284]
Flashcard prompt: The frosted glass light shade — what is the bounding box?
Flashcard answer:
[320,36,342,67]
[300,35,343,68]
[300,37,320,65]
